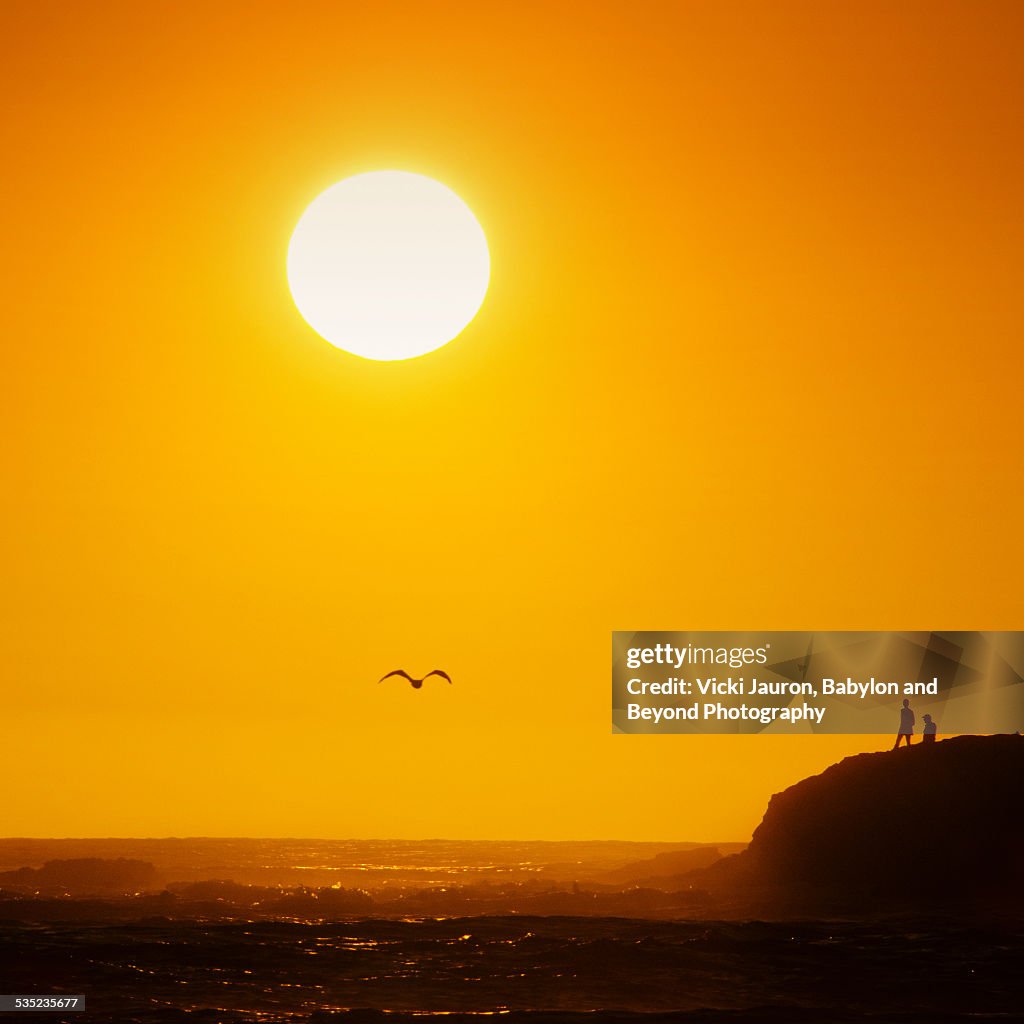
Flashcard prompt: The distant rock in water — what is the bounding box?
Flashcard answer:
[0,857,157,895]
[600,845,743,888]
[701,735,1024,912]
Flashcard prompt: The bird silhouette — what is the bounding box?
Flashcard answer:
[378,669,452,689]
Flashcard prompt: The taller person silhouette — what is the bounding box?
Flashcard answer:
[893,698,915,749]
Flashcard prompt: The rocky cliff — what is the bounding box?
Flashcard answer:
[700,735,1024,913]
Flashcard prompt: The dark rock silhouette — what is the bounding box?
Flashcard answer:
[698,735,1024,913]
[0,857,157,895]
[600,845,742,887]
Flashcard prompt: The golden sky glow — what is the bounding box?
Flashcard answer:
[2,1,1022,840]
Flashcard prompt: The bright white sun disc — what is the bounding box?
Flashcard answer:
[287,171,490,361]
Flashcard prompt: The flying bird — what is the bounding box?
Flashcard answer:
[378,669,453,689]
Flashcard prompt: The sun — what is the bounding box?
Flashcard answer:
[286,171,490,361]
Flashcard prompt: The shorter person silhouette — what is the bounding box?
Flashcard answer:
[922,713,937,744]
[893,698,915,749]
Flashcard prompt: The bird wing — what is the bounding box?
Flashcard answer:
[379,669,416,684]
[424,669,453,685]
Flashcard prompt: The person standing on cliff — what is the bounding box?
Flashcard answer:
[921,713,937,743]
[893,698,915,749]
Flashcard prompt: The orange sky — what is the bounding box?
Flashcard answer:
[2,1,1022,840]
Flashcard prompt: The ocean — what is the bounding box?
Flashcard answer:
[1,915,1020,1024]
[0,839,1019,1023]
